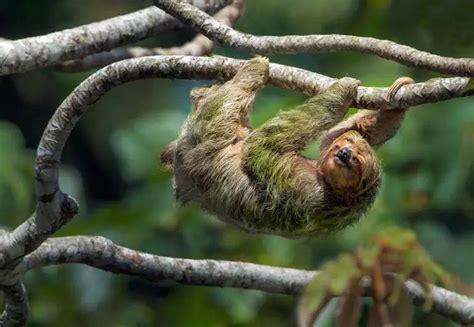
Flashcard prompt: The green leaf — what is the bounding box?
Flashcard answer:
[298,254,361,326]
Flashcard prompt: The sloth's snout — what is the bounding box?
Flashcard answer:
[336,147,352,163]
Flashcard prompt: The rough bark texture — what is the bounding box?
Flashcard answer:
[23,236,474,325]
[1,54,470,266]
[154,0,474,77]
[57,1,244,72]
[0,1,473,323]
[0,0,232,75]
[29,56,474,261]
[0,281,28,327]
[0,54,472,325]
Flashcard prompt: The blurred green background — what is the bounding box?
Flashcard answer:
[0,0,473,326]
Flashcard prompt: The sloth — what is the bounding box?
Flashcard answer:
[161,57,412,238]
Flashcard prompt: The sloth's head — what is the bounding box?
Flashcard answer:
[321,130,381,195]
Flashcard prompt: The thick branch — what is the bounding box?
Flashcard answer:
[31,55,474,228]
[0,0,231,75]
[24,236,474,325]
[57,1,244,72]
[0,197,78,267]
[0,281,28,327]
[154,0,474,77]
[0,55,470,267]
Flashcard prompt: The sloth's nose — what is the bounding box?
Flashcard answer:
[336,147,352,163]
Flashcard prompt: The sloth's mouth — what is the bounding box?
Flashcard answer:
[334,156,350,168]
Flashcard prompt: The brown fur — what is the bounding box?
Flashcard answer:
[162,58,412,238]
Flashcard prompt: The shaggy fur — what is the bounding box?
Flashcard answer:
[161,58,409,238]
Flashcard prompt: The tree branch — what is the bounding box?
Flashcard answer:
[0,281,28,327]
[32,55,473,210]
[0,55,470,268]
[23,236,474,325]
[0,0,232,75]
[57,1,244,73]
[154,0,474,77]
[0,3,471,325]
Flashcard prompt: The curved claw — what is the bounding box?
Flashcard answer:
[386,77,415,102]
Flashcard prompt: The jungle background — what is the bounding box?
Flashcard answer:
[0,0,473,326]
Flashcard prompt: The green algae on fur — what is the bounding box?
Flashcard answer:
[161,58,408,238]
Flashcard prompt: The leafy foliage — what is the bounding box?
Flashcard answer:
[298,227,450,327]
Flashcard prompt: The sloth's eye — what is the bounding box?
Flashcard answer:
[352,157,360,165]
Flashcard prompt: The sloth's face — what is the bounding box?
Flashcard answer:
[321,130,380,194]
